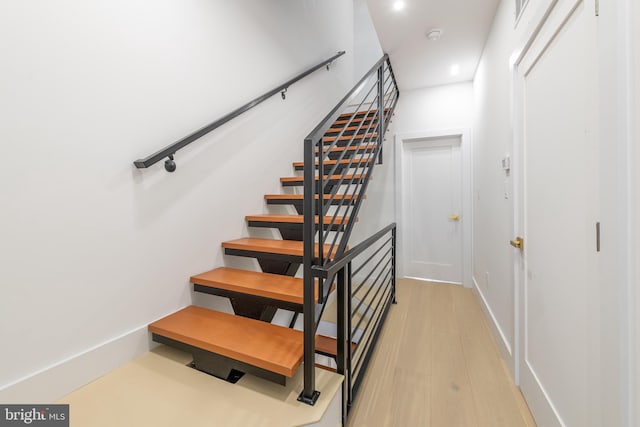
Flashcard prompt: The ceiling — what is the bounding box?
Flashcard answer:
[366,0,501,90]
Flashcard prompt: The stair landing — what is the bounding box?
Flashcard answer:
[59,345,343,427]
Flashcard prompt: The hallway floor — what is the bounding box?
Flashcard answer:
[57,278,535,426]
[347,278,536,427]
[58,346,342,426]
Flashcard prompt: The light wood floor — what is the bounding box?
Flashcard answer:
[346,278,537,427]
[59,346,343,427]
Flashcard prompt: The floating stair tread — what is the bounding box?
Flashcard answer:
[246,214,354,225]
[326,125,378,133]
[222,238,340,259]
[280,174,365,184]
[148,306,303,377]
[264,194,362,201]
[315,364,337,373]
[337,108,390,119]
[332,116,379,126]
[191,267,308,305]
[315,334,357,356]
[322,133,377,143]
[222,238,303,256]
[315,144,377,154]
[292,158,375,169]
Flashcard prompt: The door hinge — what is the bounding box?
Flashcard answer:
[595,0,599,16]
[596,222,601,252]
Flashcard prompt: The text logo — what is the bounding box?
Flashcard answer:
[0,405,68,426]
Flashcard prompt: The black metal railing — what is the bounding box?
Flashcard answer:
[299,54,399,406]
[133,51,345,172]
[316,223,396,421]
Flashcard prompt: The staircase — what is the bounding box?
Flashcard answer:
[146,54,399,417]
[148,109,384,386]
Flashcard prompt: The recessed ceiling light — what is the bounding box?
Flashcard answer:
[393,1,405,11]
[426,29,443,41]
[450,64,460,76]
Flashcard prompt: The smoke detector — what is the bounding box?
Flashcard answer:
[426,29,443,41]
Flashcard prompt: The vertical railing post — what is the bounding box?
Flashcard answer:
[347,260,353,404]
[299,136,320,405]
[318,136,325,287]
[377,64,385,165]
[336,266,348,423]
[392,225,397,304]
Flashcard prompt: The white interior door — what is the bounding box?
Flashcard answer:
[402,136,463,284]
[514,1,599,425]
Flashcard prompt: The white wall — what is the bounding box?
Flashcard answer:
[474,0,632,424]
[631,0,640,423]
[354,0,383,78]
[350,83,474,248]
[471,0,518,372]
[393,83,474,133]
[596,0,635,423]
[341,0,386,245]
[0,0,357,402]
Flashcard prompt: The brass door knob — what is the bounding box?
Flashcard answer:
[448,213,460,221]
[510,237,524,250]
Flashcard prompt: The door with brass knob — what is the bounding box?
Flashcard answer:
[514,4,600,424]
[402,135,463,284]
[510,236,524,250]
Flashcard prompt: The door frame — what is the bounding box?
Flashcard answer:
[630,0,640,423]
[395,128,472,288]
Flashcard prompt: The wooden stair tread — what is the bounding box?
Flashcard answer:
[326,125,378,133]
[222,238,303,256]
[292,158,375,168]
[264,194,361,201]
[191,267,307,305]
[315,334,357,356]
[315,364,337,373]
[332,109,391,126]
[222,238,340,258]
[315,144,377,154]
[322,133,377,143]
[246,214,354,225]
[280,174,365,184]
[315,334,338,355]
[337,111,374,119]
[149,306,303,377]
[332,116,378,126]
[337,108,389,119]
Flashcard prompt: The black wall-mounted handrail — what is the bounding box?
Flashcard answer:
[133,50,346,172]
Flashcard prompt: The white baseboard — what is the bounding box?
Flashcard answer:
[471,276,514,371]
[0,325,155,403]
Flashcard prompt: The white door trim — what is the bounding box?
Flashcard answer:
[395,128,472,288]
[630,0,640,423]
